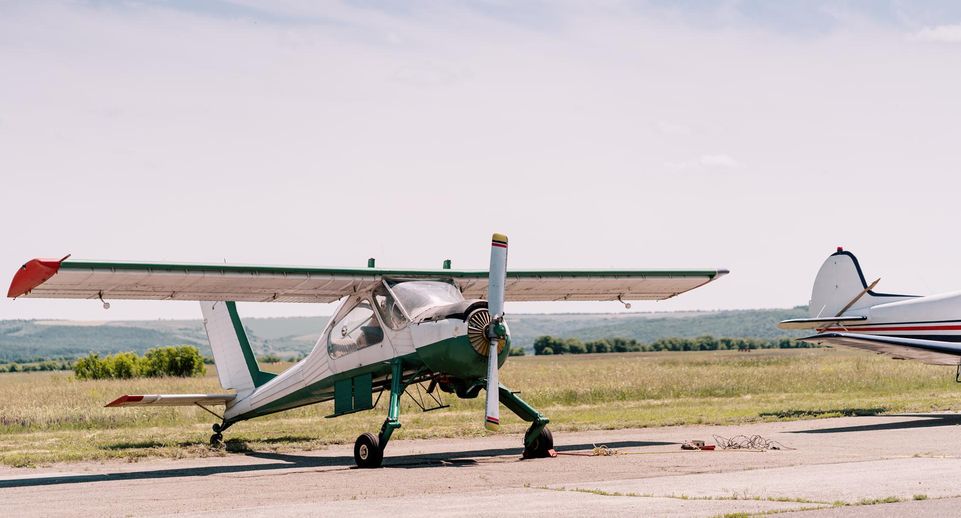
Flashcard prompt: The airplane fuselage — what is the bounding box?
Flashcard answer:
[222,284,508,424]
[818,291,961,343]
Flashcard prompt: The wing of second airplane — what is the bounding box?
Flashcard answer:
[799,332,961,366]
[778,316,868,330]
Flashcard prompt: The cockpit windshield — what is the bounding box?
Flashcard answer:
[389,280,464,319]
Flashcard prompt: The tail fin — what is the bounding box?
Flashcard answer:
[201,301,275,396]
[809,248,915,317]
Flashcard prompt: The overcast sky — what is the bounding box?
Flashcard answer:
[3,1,961,321]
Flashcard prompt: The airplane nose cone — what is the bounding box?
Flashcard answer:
[416,313,510,380]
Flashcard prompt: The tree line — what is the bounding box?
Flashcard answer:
[0,359,72,373]
[532,335,814,355]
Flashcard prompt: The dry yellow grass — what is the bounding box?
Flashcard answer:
[2,348,961,467]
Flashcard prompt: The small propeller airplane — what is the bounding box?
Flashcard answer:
[780,248,961,373]
[8,234,728,468]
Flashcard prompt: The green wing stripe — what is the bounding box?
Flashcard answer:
[59,260,725,279]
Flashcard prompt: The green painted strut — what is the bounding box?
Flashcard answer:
[499,385,550,447]
[378,359,404,447]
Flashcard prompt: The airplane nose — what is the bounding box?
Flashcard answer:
[466,307,508,358]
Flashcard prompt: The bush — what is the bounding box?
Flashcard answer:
[140,346,206,378]
[106,352,140,379]
[73,346,205,380]
[74,353,110,380]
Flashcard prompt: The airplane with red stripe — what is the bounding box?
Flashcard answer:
[779,248,961,366]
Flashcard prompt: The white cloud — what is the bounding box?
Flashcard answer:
[699,154,740,168]
[666,154,740,170]
[911,24,961,43]
[655,121,694,136]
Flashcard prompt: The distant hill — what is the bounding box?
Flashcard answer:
[0,307,807,363]
[0,316,329,363]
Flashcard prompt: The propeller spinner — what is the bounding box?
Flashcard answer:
[485,233,509,431]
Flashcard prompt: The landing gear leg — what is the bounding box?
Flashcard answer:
[354,359,404,468]
[498,384,554,459]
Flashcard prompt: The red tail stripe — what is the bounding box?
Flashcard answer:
[826,324,961,333]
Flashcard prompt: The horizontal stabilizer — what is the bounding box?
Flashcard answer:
[798,332,961,366]
[105,394,236,407]
[778,316,868,330]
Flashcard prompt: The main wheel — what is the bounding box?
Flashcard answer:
[524,427,554,459]
[354,432,383,468]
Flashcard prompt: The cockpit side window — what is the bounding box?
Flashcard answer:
[373,283,409,330]
[328,299,384,359]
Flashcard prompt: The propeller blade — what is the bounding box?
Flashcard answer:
[485,233,508,431]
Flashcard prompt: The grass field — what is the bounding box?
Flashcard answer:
[2,348,961,467]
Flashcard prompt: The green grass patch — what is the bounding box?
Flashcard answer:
[2,348,961,466]
[857,496,901,505]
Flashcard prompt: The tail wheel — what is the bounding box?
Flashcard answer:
[209,433,224,448]
[354,432,383,468]
[524,427,553,459]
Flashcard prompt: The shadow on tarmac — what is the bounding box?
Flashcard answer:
[790,413,961,434]
[0,440,673,489]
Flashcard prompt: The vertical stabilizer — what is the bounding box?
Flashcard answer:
[201,301,275,396]
[809,249,915,318]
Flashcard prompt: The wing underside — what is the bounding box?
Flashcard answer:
[777,316,868,330]
[9,258,728,303]
[799,332,961,366]
[105,394,236,407]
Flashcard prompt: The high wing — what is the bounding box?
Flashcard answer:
[799,332,961,366]
[777,316,868,330]
[8,257,727,303]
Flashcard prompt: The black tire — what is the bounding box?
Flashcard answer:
[354,432,383,468]
[212,423,222,433]
[524,427,554,458]
[210,433,224,448]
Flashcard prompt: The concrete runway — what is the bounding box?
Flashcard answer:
[3,413,961,517]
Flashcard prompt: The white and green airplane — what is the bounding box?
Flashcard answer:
[7,234,728,467]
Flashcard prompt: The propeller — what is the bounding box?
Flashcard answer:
[485,233,509,431]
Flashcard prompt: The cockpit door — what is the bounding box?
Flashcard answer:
[372,282,415,355]
[326,295,398,375]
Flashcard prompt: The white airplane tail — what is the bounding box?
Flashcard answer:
[201,301,275,397]
[809,248,915,318]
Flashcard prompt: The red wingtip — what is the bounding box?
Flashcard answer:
[105,395,143,407]
[7,256,68,298]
